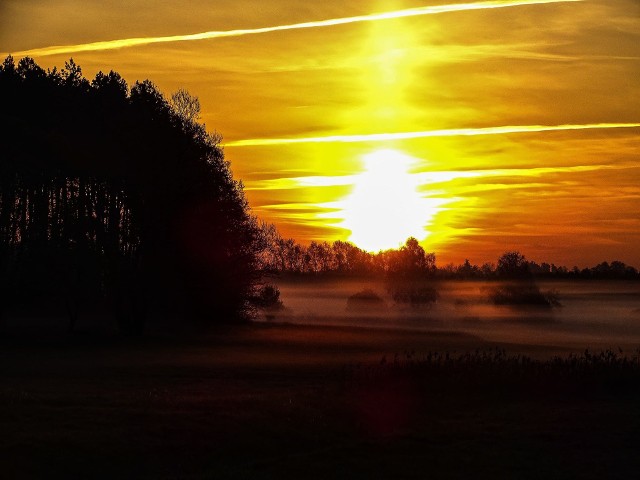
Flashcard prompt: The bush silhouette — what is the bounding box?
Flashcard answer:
[488,283,561,308]
[347,289,386,312]
[252,284,284,320]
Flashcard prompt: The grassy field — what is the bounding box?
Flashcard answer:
[2,322,640,479]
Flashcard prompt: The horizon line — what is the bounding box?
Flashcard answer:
[8,0,582,58]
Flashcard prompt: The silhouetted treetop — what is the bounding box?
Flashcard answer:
[0,56,262,331]
[497,251,530,278]
[171,88,201,124]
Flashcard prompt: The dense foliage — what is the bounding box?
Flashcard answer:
[0,56,262,332]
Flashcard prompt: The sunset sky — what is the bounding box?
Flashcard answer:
[2,0,639,267]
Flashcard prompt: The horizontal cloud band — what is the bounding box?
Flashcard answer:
[245,163,631,191]
[225,123,640,147]
[11,0,582,58]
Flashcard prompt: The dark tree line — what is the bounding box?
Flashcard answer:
[258,228,639,281]
[441,252,640,281]
[0,56,263,333]
[258,224,436,277]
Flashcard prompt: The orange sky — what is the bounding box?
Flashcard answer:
[2,0,639,267]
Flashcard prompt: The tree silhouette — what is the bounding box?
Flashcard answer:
[0,56,262,333]
[380,237,436,277]
[490,251,560,308]
[497,251,530,278]
[383,238,439,308]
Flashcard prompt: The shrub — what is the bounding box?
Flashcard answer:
[488,282,561,308]
[347,289,386,312]
[252,284,284,320]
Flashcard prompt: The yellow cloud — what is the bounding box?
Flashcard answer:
[9,0,583,58]
[226,123,640,147]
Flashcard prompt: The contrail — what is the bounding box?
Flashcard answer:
[11,0,582,57]
[225,123,640,147]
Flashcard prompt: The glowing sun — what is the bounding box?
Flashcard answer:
[339,149,437,252]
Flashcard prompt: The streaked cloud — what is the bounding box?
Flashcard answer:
[9,0,583,58]
[227,123,640,147]
[245,162,626,191]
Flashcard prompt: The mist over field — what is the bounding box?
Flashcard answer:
[270,279,640,351]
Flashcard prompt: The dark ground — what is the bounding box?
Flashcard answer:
[1,322,639,479]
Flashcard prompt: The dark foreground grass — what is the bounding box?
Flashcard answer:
[354,348,640,397]
[1,324,640,479]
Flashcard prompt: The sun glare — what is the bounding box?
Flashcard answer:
[338,149,439,252]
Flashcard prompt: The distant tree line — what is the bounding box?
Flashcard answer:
[0,56,263,333]
[258,224,435,276]
[258,227,640,281]
[441,251,640,281]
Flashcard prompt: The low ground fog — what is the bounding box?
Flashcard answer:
[270,278,640,350]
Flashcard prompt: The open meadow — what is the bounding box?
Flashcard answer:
[2,279,640,479]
